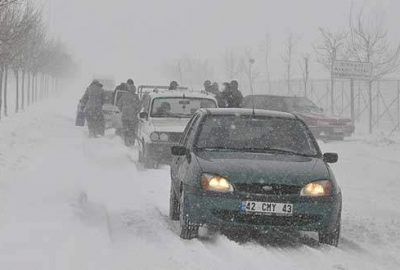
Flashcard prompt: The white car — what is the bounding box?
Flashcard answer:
[137,88,218,168]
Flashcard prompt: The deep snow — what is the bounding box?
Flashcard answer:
[0,89,400,270]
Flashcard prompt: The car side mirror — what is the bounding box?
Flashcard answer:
[171,145,187,156]
[139,112,148,119]
[323,153,338,163]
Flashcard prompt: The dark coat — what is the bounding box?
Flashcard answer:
[221,88,243,108]
[81,83,104,116]
[117,91,140,121]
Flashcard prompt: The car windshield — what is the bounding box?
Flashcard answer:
[285,97,321,113]
[151,97,217,118]
[195,115,318,156]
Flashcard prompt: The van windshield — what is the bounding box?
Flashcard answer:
[151,97,217,118]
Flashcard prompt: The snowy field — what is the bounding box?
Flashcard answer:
[1,89,400,270]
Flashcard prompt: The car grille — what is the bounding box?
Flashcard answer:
[213,210,321,227]
[167,132,183,143]
[234,183,301,195]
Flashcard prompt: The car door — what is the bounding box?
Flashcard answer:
[171,113,197,178]
[137,95,151,143]
[175,114,202,188]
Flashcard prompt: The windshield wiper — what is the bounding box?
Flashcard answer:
[196,146,314,157]
[195,146,244,152]
[169,113,190,118]
[241,147,313,157]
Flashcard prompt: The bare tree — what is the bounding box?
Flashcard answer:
[299,54,310,97]
[314,28,347,114]
[163,57,214,87]
[282,33,298,95]
[223,49,242,79]
[264,34,272,92]
[348,5,400,133]
[0,1,75,119]
[0,0,19,10]
[240,49,259,94]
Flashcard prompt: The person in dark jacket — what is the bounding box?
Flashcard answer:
[80,80,105,137]
[203,80,212,92]
[204,81,224,107]
[127,79,136,93]
[168,81,179,90]
[114,82,128,103]
[117,83,140,146]
[221,80,243,108]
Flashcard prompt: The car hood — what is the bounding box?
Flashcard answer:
[150,118,190,133]
[195,150,329,186]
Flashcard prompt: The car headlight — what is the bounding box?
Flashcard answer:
[201,173,234,193]
[300,180,333,197]
[150,132,160,141]
[159,133,169,142]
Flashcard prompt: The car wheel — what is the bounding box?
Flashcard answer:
[319,215,341,247]
[169,182,179,221]
[141,143,155,169]
[179,188,199,239]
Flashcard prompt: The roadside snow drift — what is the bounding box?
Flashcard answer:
[0,90,399,270]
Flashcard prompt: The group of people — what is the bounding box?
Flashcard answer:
[203,80,243,108]
[79,78,140,146]
[78,78,244,143]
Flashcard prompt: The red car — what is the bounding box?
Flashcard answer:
[242,95,354,140]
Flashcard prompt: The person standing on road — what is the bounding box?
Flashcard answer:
[203,80,212,93]
[168,81,179,90]
[204,81,224,107]
[221,80,243,108]
[117,81,140,146]
[114,82,128,103]
[127,78,136,93]
[80,80,105,137]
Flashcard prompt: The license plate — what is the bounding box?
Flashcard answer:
[240,201,293,216]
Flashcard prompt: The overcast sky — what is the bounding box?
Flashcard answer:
[39,0,400,85]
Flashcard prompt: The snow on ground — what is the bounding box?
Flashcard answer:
[0,89,400,270]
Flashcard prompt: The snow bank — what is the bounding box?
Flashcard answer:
[0,90,400,269]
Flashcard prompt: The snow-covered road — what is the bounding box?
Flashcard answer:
[1,91,400,270]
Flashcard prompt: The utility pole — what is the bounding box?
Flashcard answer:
[249,58,255,95]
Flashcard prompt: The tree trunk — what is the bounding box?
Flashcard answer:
[15,69,19,113]
[27,72,31,107]
[4,67,8,116]
[45,75,49,98]
[0,66,3,120]
[330,72,334,115]
[32,74,35,104]
[368,80,373,134]
[21,70,25,110]
[33,74,37,103]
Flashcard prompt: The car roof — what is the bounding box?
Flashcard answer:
[243,94,308,100]
[138,85,189,91]
[147,90,217,100]
[202,108,297,119]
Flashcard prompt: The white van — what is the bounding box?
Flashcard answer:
[137,88,217,168]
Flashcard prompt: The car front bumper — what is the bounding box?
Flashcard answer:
[182,188,341,232]
[145,142,176,164]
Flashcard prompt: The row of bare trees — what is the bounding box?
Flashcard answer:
[0,0,75,120]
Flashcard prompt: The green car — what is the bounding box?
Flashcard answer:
[170,108,342,246]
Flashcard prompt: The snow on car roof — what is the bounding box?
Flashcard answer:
[204,108,296,119]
